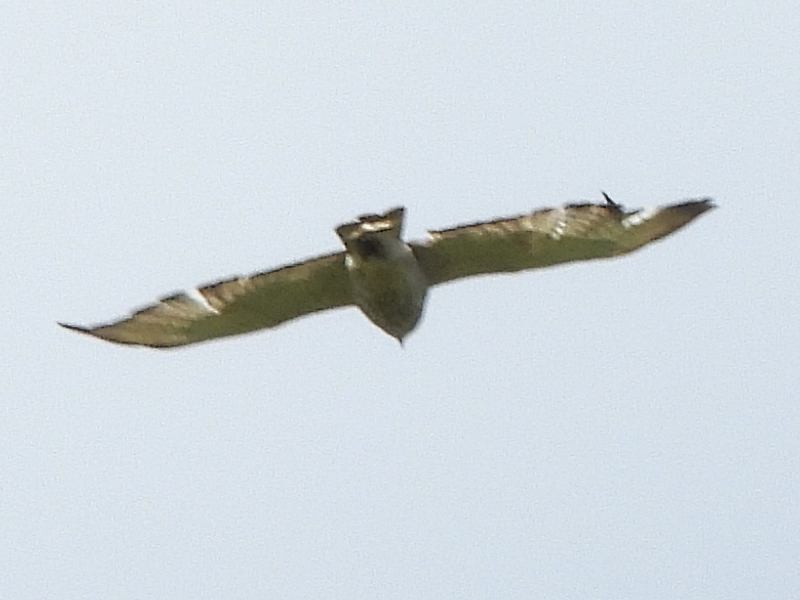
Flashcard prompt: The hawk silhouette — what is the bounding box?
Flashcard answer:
[60,195,714,347]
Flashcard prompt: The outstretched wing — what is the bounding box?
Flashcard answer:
[60,252,352,348]
[411,198,715,286]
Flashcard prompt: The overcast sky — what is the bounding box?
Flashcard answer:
[3,2,798,599]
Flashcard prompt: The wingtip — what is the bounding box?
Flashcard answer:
[59,321,106,344]
[58,321,110,342]
[58,321,89,333]
[673,197,717,216]
[58,319,189,349]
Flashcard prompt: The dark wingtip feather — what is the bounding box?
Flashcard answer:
[58,321,146,347]
[58,321,107,341]
[670,197,717,217]
[58,321,90,334]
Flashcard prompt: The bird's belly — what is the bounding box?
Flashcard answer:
[348,256,428,341]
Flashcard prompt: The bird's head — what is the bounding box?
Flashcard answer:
[335,207,406,260]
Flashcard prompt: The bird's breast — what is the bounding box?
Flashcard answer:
[345,245,428,341]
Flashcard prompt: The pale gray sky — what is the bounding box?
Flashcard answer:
[3,2,798,599]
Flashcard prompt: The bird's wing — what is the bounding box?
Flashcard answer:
[60,252,352,347]
[411,198,714,286]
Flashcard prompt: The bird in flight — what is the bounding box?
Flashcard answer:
[60,194,714,348]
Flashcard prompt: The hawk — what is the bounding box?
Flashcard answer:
[60,195,714,347]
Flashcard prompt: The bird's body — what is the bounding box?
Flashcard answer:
[336,208,427,342]
[60,195,715,347]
